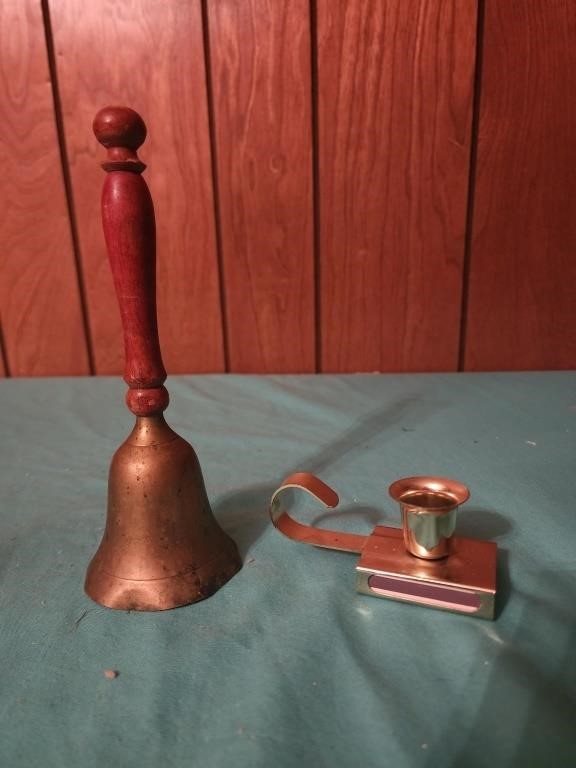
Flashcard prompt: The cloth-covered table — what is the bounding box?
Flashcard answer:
[1,373,575,767]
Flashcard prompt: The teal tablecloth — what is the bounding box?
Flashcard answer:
[1,374,575,767]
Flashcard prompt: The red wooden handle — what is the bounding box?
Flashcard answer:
[93,107,168,416]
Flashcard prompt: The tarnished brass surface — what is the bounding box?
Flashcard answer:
[85,416,241,611]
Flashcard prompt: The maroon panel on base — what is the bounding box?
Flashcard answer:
[368,574,481,612]
[464,1,576,370]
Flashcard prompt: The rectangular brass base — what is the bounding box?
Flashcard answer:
[356,526,497,619]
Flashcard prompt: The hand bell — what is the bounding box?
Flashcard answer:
[84,106,241,611]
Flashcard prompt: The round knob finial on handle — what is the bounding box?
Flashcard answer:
[93,105,147,172]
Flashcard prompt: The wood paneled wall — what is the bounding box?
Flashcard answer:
[464,0,576,370]
[317,1,476,372]
[1,0,575,376]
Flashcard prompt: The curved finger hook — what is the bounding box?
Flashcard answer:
[269,472,368,554]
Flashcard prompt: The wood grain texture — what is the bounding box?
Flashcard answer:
[317,0,477,372]
[0,322,6,377]
[49,0,224,374]
[93,106,169,416]
[98,167,165,388]
[0,0,90,376]
[100,168,168,415]
[464,1,576,370]
[207,0,315,372]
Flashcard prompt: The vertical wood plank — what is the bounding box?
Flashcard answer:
[317,0,477,372]
[464,1,576,370]
[207,0,315,373]
[0,0,90,376]
[0,322,7,377]
[49,0,225,374]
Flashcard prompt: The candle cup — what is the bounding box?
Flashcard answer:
[389,476,470,559]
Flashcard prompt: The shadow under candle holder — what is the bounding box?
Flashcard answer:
[456,507,513,541]
[211,394,446,556]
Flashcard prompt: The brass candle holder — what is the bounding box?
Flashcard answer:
[270,473,497,619]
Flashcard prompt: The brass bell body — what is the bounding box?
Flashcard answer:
[85,106,241,611]
[86,416,240,610]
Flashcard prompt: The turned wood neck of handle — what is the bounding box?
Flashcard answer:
[94,106,168,417]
